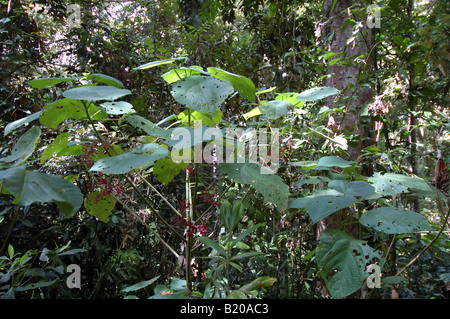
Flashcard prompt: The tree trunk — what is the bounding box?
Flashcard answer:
[316,1,375,297]
[320,0,373,163]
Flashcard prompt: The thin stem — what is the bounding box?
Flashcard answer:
[185,107,193,293]
[114,196,180,259]
[0,205,20,256]
[195,182,232,224]
[124,174,186,242]
[80,101,185,241]
[139,174,184,219]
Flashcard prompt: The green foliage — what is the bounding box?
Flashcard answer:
[290,194,357,224]
[62,86,132,102]
[170,75,234,116]
[0,126,40,166]
[0,166,83,217]
[220,163,290,211]
[89,144,169,175]
[316,230,383,299]
[84,191,116,223]
[359,207,432,234]
[1,0,449,300]
[0,242,85,298]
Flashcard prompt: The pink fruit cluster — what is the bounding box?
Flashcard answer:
[171,199,208,237]
[81,143,97,167]
[94,172,124,203]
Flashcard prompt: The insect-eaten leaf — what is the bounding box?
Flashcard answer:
[316,229,383,299]
[100,101,136,115]
[62,86,131,102]
[359,207,432,234]
[84,191,116,223]
[170,76,234,116]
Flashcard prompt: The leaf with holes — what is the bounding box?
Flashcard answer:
[328,180,375,197]
[316,229,382,299]
[39,98,107,129]
[378,173,435,197]
[62,86,131,102]
[84,191,116,223]
[259,100,289,120]
[289,195,356,223]
[152,157,188,185]
[220,163,289,211]
[368,173,408,196]
[89,144,168,174]
[170,76,234,116]
[100,101,136,115]
[359,207,432,234]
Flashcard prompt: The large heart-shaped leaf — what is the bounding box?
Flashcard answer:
[258,100,289,120]
[0,166,83,216]
[328,180,375,197]
[62,86,131,101]
[170,76,234,116]
[289,195,356,223]
[220,163,289,211]
[317,229,383,298]
[207,67,255,101]
[40,98,107,129]
[89,143,169,174]
[368,173,408,196]
[359,207,432,234]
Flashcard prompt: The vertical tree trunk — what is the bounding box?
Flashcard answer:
[321,0,373,163]
[316,1,375,297]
